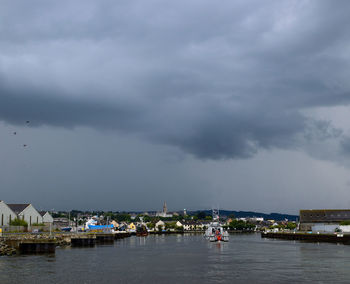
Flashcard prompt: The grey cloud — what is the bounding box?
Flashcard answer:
[1,0,350,160]
[340,137,350,156]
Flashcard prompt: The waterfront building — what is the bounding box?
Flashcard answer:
[111,220,119,228]
[53,217,69,228]
[0,201,17,226]
[180,220,204,231]
[300,209,350,231]
[39,211,54,224]
[7,203,43,226]
[155,220,165,230]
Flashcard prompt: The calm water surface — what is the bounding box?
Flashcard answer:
[1,233,350,283]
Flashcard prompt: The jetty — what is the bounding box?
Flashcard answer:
[261,231,350,245]
[0,231,132,255]
[1,236,56,254]
[71,235,96,247]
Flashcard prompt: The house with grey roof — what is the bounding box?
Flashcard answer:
[39,211,54,224]
[0,200,17,226]
[7,203,43,226]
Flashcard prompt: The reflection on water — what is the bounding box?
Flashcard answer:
[1,233,350,283]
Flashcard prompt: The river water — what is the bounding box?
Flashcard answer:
[1,233,350,283]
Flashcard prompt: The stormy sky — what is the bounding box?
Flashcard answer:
[1,0,350,213]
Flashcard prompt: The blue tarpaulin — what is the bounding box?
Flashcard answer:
[88,224,114,229]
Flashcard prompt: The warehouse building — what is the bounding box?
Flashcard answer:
[300,209,350,231]
[40,211,54,224]
[0,201,17,226]
[7,203,43,226]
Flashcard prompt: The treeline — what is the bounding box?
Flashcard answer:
[51,210,214,222]
[226,220,256,231]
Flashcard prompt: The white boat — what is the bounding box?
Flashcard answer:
[204,209,229,242]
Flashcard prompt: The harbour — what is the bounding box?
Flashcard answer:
[2,233,350,284]
[0,232,132,255]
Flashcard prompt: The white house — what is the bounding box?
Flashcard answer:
[180,221,204,231]
[0,201,17,226]
[7,204,43,226]
[40,211,54,224]
[155,220,165,230]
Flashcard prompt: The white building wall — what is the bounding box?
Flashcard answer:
[155,220,165,229]
[0,201,17,226]
[42,212,54,223]
[18,204,43,225]
[339,225,350,232]
[311,224,338,233]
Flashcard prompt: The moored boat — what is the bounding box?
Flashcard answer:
[204,209,229,242]
[136,224,148,236]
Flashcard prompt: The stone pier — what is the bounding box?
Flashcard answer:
[71,235,96,247]
[261,232,350,244]
[96,233,115,244]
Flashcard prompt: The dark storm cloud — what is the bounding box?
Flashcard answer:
[1,0,350,159]
[0,81,142,131]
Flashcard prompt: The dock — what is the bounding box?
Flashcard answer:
[0,231,133,254]
[261,232,350,244]
[71,235,96,247]
[2,237,56,254]
[96,233,115,244]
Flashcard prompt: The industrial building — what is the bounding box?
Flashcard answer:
[300,209,350,231]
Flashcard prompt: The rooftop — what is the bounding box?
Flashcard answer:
[7,204,30,214]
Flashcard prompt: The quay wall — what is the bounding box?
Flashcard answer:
[261,232,350,244]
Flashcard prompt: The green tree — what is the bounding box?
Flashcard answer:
[286,222,297,230]
[229,220,255,231]
[143,215,152,222]
[115,214,131,222]
[10,218,28,226]
[31,223,45,226]
[196,211,207,220]
[147,222,155,230]
[165,222,177,231]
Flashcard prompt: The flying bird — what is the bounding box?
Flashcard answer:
[23,144,27,147]
[13,132,16,135]
[26,121,30,124]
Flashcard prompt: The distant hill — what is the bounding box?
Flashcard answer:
[189,210,298,221]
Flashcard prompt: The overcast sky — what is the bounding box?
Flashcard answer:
[1,0,350,214]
